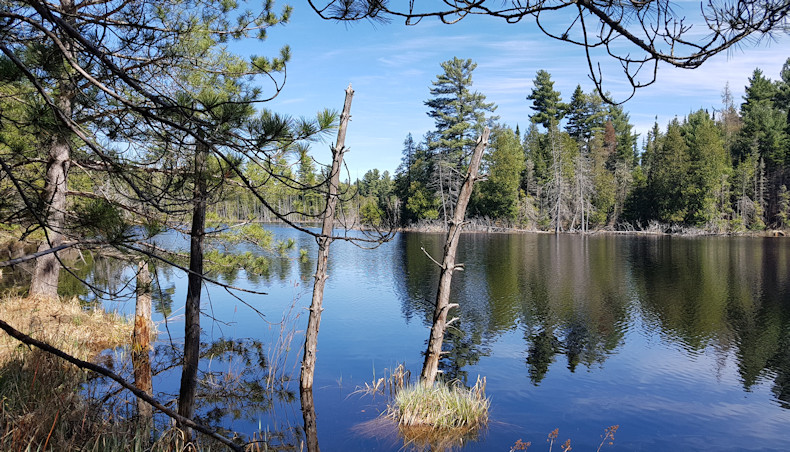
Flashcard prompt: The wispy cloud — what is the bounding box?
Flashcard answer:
[253,5,789,174]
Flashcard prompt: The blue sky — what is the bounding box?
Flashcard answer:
[250,3,789,178]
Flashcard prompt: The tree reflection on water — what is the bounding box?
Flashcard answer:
[395,232,790,404]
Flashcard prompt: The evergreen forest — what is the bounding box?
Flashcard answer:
[352,57,790,234]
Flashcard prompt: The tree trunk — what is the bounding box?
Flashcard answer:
[178,138,208,438]
[29,136,70,299]
[30,0,75,299]
[300,84,354,391]
[420,128,489,387]
[133,261,153,443]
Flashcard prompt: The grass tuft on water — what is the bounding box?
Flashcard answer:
[387,376,490,430]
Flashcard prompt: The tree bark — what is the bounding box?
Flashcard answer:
[133,261,153,443]
[178,138,208,438]
[30,0,75,299]
[300,84,353,391]
[420,127,489,387]
[29,136,70,298]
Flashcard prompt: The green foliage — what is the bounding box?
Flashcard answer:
[357,169,395,226]
[654,119,689,222]
[474,127,525,220]
[606,104,639,167]
[205,249,271,278]
[215,224,274,249]
[682,110,731,225]
[70,198,129,243]
[360,199,385,226]
[425,58,497,165]
[527,70,566,129]
[405,182,439,221]
[564,85,606,142]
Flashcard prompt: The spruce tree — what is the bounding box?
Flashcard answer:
[683,110,731,226]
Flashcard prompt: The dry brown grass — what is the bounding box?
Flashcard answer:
[0,295,137,451]
[0,294,132,364]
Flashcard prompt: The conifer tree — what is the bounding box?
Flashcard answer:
[683,110,731,226]
[527,70,566,130]
[425,57,496,223]
[474,127,524,220]
[650,119,689,223]
[735,68,789,223]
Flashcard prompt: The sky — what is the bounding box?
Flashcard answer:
[244,2,790,178]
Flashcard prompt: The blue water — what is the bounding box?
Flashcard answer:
[106,228,790,451]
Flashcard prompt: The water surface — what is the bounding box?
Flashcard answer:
[98,229,790,451]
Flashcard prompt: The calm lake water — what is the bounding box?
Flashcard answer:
[98,228,790,451]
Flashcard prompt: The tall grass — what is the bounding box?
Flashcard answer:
[0,295,132,364]
[388,377,489,430]
[0,295,139,451]
[374,373,490,451]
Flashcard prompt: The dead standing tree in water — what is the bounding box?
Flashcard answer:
[299,84,354,452]
[301,84,354,392]
[420,127,490,386]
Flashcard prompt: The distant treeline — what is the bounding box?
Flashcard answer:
[342,57,790,233]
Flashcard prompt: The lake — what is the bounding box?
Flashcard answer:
[98,227,790,451]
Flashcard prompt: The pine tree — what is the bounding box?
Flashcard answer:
[564,85,606,143]
[527,70,566,129]
[735,67,789,224]
[649,119,689,223]
[607,104,639,167]
[565,85,588,141]
[424,57,496,223]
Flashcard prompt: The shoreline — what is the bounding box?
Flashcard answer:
[389,221,788,238]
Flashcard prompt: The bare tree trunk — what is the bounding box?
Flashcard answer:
[178,138,208,439]
[300,84,354,391]
[420,128,489,387]
[30,0,75,299]
[133,261,153,443]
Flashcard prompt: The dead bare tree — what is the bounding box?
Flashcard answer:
[301,84,354,392]
[307,0,790,102]
[420,127,490,386]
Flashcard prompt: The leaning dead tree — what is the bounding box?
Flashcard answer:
[420,127,490,386]
[0,319,245,452]
[308,0,790,101]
